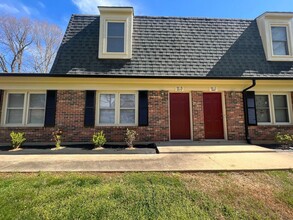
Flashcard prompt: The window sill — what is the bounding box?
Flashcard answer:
[257,123,292,126]
[267,55,293,61]
[1,124,45,128]
[96,124,137,127]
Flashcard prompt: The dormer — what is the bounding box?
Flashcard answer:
[98,6,133,59]
[257,12,293,61]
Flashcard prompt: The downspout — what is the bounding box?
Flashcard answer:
[242,79,256,144]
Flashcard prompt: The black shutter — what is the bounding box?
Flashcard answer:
[44,90,57,127]
[84,91,96,127]
[244,91,257,126]
[138,91,148,126]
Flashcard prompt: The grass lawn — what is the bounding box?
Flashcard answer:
[0,171,292,220]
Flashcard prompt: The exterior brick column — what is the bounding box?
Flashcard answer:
[224,91,245,140]
[191,91,205,140]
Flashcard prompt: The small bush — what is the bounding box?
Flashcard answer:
[51,129,64,150]
[275,132,293,150]
[92,131,107,149]
[10,131,26,150]
[125,129,137,149]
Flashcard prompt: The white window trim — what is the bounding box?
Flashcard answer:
[256,92,292,125]
[96,91,138,126]
[105,20,126,54]
[98,14,133,59]
[1,91,46,127]
[270,24,291,57]
[265,19,293,61]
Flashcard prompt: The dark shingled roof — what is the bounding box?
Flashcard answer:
[50,15,293,78]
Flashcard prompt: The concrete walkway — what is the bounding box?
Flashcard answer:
[0,151,292,172]
[157,141,273,153]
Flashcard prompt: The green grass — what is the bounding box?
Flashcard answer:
[0,171,292,220]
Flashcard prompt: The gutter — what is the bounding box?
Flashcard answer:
[242,79,256,144]
[0,73,293,80]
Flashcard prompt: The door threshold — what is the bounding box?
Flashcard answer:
[169,139,192,141]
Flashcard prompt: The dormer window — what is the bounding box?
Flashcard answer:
[257,12,293,61]
[98,7,133,59]
[271,26,289,56]
[107,22,125,52]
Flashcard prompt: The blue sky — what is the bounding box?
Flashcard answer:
[1,0,293,30]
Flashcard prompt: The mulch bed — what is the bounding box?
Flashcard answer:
[0,143,158,155]
[258,144,293,151]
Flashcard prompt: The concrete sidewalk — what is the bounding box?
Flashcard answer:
[0,151,292,172]
[157,143,273,153]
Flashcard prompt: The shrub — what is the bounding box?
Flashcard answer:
[51,129,64,150]
[275,132,293,150]
[92,131,107,149]
[125,129,137,149]
[10,131,26,150]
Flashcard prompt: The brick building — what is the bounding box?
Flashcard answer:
[0,7,293,144]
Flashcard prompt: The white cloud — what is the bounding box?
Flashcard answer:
[38,2,46,9]
[22,5,31,15]
[0,3,20,14]
[72,0,143,14]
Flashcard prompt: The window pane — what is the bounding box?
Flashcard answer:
[274,95,289,123]
[100,94,115,108]
[120,109,135,124]
[272,27,287,41]
[99,109,115,124]
[255,95,269,108]
[275,109,289,123]
[7,94,24,108]
[107,38,124,52]
[120,94,135,108]
[28,109,45,124]
[271,27,289,55]
[255,95,270,123]
[256,109,271,123]
[273,95,288,108]
[6,109,23,124]
[29,94,46,108]
[273,42,289,55]
[108,22,124,37]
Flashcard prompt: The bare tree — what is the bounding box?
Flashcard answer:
[29,21,63,73]
[0,15,63,73]
[0,16,34,73]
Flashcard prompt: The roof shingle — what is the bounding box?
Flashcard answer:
[50,15,293,78]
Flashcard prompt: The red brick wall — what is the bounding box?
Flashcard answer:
[248,92,293,141]
[1,89,292,143]
[0,90,169,143]
[191,91,205,140]
[224,91,246,140]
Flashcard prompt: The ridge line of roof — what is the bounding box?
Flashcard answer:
[70,14,254,21]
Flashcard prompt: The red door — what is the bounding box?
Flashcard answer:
[203,93,224,139]
[170,93,191,140]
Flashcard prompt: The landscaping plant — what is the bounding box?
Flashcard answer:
[92,131,107,150]
[275,132,293,150]
[125,128,137,149]
[51,129,65,150]
[10,131,26,151]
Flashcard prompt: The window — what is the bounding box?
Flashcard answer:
[256,13,293,61]
[97,92,137,125]
[255,95,271,123]
[255,94,291,124]
[107,22,125,53]
[273,95,289,122]
[3,92,46,126]
[271,26,289,56]
[98,7,133,59]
